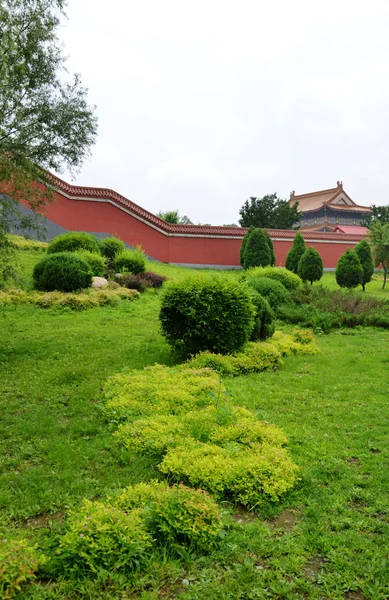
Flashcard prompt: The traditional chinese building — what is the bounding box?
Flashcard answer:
[289,181,372,232]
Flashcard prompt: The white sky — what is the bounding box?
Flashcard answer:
[59,0,389,225]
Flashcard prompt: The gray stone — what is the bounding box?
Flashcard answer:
[92,276,108,289]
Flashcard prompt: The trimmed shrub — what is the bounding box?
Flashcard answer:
[58,500,152,576]
[240,226,255,267]
[0,539,46,599]
[117,271,167,292]
[115,482,224,552]
[159,275,255,356]
[249,291,275,341]
[354,240,374,291]
[187,342,282,376]
[243,228,271,270]
[75,250,106,276]
[263,229,276,266]
[115,247,146,274]
[33,252,93,292]
[99,236,125,259]
[141,271,167,289]
[246,276,291,311]
[285,232,306,274]
[336,249,363,289]
[298,247,323,285]
[243,266,302,291]
[47,232,100,255]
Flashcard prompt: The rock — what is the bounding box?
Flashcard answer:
[92,276,108,289]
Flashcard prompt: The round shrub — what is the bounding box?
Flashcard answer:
[246,276,291,311]
[47,232,100,255]
[249,291,275,341]
[33,252,93,292]
[298,247,323,285]
[115,248,146,274]
[336,249,363,289]
[160,275,255,356]
[100,236,125,259]
[243,266,302,290]
[75,250,106,276]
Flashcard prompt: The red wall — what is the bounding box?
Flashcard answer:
[19,188,366,269]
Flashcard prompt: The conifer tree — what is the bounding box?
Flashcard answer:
[285,232,306,274]
[263,229,276,266]
[298,247,323,285]
[335,249,363,289]
[240,226,255,267]
[354,240,374,291]
[243,229,271,270]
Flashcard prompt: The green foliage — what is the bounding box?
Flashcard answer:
[0,538,46,599]
[75,250,106,276]
[246,276,291,311]
[249,291,275,341]
[33,252,93,292]
[298,246,323,285]
[243,266,302,290]
[58,500,152,576]
[115,247,146,274]
[263,229,276,266]
[157,210,193,224]
[243,228,271,269]
[285,232,306,274]
[159,275,255,356]
[99,237,125,259]
[354,240,374,291]
[0,287,139,309]
[361,204,389,227]
[239,226,255,267]
[47,232,100,255]
[115,482,223,552]
[369,221,389,289]
[335,249,363,289]
[238,194,300,229]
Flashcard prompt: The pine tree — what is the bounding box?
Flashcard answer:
[298,247,323,285]
[263,229,276,266]
[354,240,374,291]
[335,249,363,289]
[285,232,306,274]
[243,229,271,270]
[240,226,255,267]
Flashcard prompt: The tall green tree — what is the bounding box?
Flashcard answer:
[240,226,255,267]
[238,193,300,230]
[156,210,193,224]
[298,247,323,285]
[361,205,389,227]
[263,229,276,266]
[354,240,374,291]
[335,249,363,289]
[369,222,389,289]
[243,228,271,270]
[285,231,306,274]
[0,0,97,282]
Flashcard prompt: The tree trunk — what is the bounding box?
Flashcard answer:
[383,267,387,290]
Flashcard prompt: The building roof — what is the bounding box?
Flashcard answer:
[333,225,369,235]
[290,182,372,214]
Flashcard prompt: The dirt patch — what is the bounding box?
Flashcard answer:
[344,591,365,600]
[269,508,299,532]
[232,504,260,524]
[302,556,325,578]
[347,456,361,467]
[24,512,64,528]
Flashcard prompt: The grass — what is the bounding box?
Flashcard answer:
[1,250,389,598]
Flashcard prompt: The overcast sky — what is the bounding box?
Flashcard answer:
[59,0,389,225]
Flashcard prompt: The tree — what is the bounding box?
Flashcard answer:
[298,247,323,285]
[335,249,363,289]
[369,221,389,289]
[238,193,300,230]
[263,229,276,266]
[0,0,97,282]
[157,210,193,224]
[361,205,389,227]
[354,240,374,291]
[285,231,306,274]
[243,228,271,270]
[240,226,254,267]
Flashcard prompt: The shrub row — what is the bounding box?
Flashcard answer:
[0,287,139,310]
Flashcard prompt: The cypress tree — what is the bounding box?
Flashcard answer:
[243,229,271,270]
[298,247,323,285]
[335,249,363,289]
[285,231,306,274]
[263,229,276,266]
[354,240,374,291]
[240,226,255,267]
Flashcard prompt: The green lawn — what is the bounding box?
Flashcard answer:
[1,251,389,598]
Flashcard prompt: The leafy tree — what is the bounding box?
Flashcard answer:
[157,210,193,224]
[361,205,389,227]
[285,232,306,274]
[369,221,389,289]
[238,193,300,230]
[263,229,276,266]
[298,247,323,285]
[354,240,374,291]
[335,249,363,289]
[243,228,271,270]
[0,0,97,283]
[240,226,254,267]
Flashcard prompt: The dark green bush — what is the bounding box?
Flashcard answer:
[248,291,275,341]
[354,241,374,292]
[240,226,255,267]
[159,275,255,356]
[298,247,323,284]
[33,252,93,292]
[243,229,271,270]
[100,237,125,259]
[246,276,290,311]
[115,248,146,274]
[75,250,106,276]
[47,232,100,255]
[285,232,306,274]
[263,229,276,266]
[336,249,363,289]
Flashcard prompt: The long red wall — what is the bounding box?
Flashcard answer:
[18,179,367,269]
